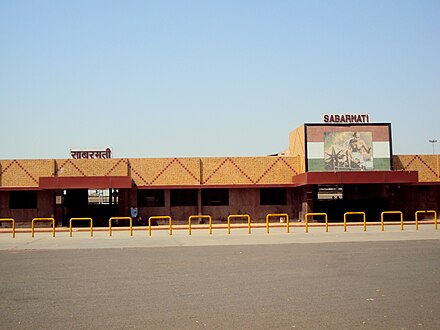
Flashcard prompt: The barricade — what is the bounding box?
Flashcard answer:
[69,218,93,237]
[227,214,251,234]
[0,218,15,238]
[343,212,366,232]
[415,210,438,230]
[265,213,290,233]
[31,218,55,238]
[188,215,212,235]
[148,216,172,236]
[380,211,403,231]
[109,217,133,237]
[304,213,328,233]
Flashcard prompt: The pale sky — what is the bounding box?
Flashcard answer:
[1,0,439,159]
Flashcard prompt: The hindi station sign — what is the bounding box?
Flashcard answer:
[70,148,112,159]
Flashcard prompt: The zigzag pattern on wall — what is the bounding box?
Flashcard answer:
[394,155,440,182]
[54,159,87,176]
[129,158,201,186]
[203,158,254,184]
[0,160,53,187]
[54,159,128,177]
[105,159,129,176]
[254,157,300,183]
[0,160,39,185]
[0,156,301,188]
[202,157,299,185]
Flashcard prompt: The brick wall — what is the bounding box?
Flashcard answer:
[393,155,440,182]
[0,155,439,189]
[0,160,53,187]
[0,156,301,188]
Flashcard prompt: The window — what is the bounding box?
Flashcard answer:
[202,189,229,206]
[9,191,37,209]
[260,188,287,205]
[137,189,165,207]
[317,185,343,200]
[170,189,197,207]
[88,189,118,205]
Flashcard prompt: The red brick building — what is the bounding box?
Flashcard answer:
[1,123,438,227]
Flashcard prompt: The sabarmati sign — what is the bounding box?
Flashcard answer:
[70,148,112,159]
[322,113,370,124]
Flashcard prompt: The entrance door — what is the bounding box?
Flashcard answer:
[62,189,119,227]
[313,184,390,222]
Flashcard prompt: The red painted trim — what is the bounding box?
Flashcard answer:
[292,171,418,186]
[39,176,132,189]
[136,184,296,190]
[0,187,42,191]
[2,171,427,191]
[136,185,199,190]
[409,182,440,186]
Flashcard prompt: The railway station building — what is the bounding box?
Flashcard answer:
[1,117,439,227]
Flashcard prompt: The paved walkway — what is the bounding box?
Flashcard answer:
[0,222,439,250]
[1,224,440,329]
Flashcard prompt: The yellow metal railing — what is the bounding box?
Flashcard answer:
[0,218,15,238]
[227,214,251,234]
[265,213,290,233]
[344,212,366,232]
[304,213,328,233]
[148,216,172,236]
[415,210,438,230]
[380,211,403,231]
[69,218,93,237]
[31,218,55,238]
[109,217,133,237]
[188,215,212,235]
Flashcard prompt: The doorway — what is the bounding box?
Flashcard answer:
[62,189,119,227]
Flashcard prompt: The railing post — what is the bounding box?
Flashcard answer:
[147,216,172,237]
[31,218,55,238]
[381,211,403,231]
[69,218,93,237]
[265,213,289,234]
[343,212,366,232]
[0,218,15,238]
[109,217,133,237]
[415,210,438,230]
[227,214,251,235]
[188,215,212,235]
[304,213,328,233]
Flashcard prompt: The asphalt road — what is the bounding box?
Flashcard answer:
[1,240,440,329]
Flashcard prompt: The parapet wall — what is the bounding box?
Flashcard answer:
[393,155,440,182]
[0,160,54,188]
[0,156,301,188]
[1,155,438,188]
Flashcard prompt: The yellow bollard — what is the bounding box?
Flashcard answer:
[435,211,438,230]
[380,211,403,231]
[31,218,55,238]
[148,216,172,236]
[69,218,93,237]
[304,213,328,233]
[227,214,251,235]
[188,215,212,235]
[109,217,133,237]
[265,213,289,234]
[0,218,15,238]
[415,210,437,231]
[343,212,366,232]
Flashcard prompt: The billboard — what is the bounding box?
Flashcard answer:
[306,124,391,172]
